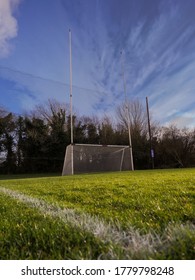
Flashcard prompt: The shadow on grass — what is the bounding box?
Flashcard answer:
[0,173,61,181]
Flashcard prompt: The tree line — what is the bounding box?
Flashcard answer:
[0,99,195,174]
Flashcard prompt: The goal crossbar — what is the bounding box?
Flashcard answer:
[62,144,133,175]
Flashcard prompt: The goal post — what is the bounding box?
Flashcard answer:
[62,31,133,176]
[62,144,133,175]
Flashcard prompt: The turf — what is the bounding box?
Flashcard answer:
[0,193,111,260]
[0,168,195,259]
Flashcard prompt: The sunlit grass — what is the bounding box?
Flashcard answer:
[0,168,195,259]
[1,169,194,232]
[0,193,111,260]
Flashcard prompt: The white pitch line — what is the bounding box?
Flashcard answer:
[1,186,194,259]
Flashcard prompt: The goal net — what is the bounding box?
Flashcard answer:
[62,144,133,175]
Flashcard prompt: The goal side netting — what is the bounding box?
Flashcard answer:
[62,144,133,175]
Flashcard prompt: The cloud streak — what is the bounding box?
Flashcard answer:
[113,1,195,127]
[77,0,195,127]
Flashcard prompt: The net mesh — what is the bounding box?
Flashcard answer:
[62,144,132,175]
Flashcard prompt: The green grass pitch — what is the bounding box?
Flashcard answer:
[0,168,195,259]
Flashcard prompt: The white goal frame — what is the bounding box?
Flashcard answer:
[62,31,134,176]
[62,143,133,175]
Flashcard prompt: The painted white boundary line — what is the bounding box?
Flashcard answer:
[0,186,194,260]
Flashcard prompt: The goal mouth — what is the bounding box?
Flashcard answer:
[62,144,133,175]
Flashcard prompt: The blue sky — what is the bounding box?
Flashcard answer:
[1,0,195,127]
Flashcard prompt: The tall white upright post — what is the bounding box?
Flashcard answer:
[69,29,74,175]
[121,50,134,171]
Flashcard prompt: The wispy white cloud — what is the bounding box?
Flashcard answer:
[117,2,195,127]
[0,0,21,58]
[168,111,195,128]
[151,59,195,124]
